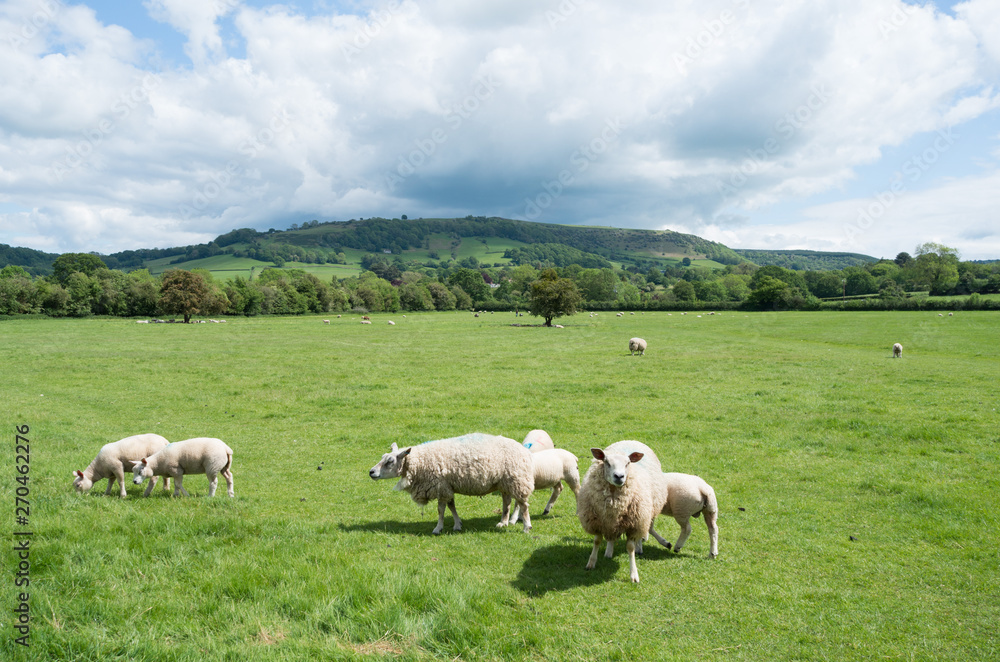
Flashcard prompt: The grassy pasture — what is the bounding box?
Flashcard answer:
[2,311,999,660]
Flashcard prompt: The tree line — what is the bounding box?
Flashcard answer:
[1,242,998,321]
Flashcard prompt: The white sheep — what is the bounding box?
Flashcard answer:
[577,440,666,583]
[522,429,555,453]
[629,337,647,355]
[73,433,171,498]
[368,433,534,534]
[649,472,719,559]
[892,342,903,358]
[131,437,234,497]
[948,312,954,316]
[510,448,581,524]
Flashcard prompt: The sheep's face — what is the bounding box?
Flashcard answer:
[131,459,151,485]
[591,448,644,488]
[369,443,411,480]
[72,471,92,492]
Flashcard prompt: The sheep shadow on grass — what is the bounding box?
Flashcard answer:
[512,539,684,596]
[338,515,531,537]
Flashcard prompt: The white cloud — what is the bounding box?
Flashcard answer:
[0,0,997,256]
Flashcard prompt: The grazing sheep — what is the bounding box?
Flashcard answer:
[324,319,330,324]
[649,472,719,558]
[511,448,581,524]
[73,433,171,498]
[388,320,395,325]
[369,433,534,534]
[577,441,666,583]
[522,429,555,453]
[892,343,903,358]
[948,312,954,316]
[131,437,234,497]
[363,315,371,320]
[361,320,372,324]
[629,337,647,356]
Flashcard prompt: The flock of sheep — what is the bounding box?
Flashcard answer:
[368,429,717,583]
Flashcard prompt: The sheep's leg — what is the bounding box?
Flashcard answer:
[605,539,614,558]
[173,473,190,497]
[207,472,218,497]
[705,509,719,559]
[586,535,603,570]
[542,483,562,515]
[626,539,640,583]
[673,516,693,553]
[447,498,461,531]
[103,476,115,496]
[496,493,513,528]
[432,499,447,535]
[510,504,521,525]
[143,475,157,498]
[516,498,531,533]
[649,523,672,550]
[222,469,234,497]
[162,476,171,492]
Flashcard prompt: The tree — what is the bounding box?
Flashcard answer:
[672,280,695,302]
[51,253,107,285]
[528,269,581,326]
[158,269,212,323]
[448,268,491,303]
[894,252,913,268]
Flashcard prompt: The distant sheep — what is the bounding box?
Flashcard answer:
[131,437,234,497]
[324,319,330,324]
[511,448,581,524]
[892,343,903,358]
[388,320,395,325]
[361,320,372,324]
[629,338,647,356]
[369,433,534,534]
[649,472,719,559]
[522,429,555,453]
[73,433,171,498]
[948,312,954,316]
[577,440,666,583]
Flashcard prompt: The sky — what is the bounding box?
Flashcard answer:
[1,0,999,260]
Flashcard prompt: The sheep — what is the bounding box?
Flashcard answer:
[361,320,372,324]
[629,337,647,356]
[388,320,396,325]
[648,472,719,559]
[577,440,666,583]
[131,437,234,497]
[510,448,581,524]
[73,433,171,498]
[948,312,954,316]
[522,429,554,453]
[368,433,534,534]
[324,319,330,324]
[892,342,903,358]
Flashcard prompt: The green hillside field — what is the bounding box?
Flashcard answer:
[2,310,998,660]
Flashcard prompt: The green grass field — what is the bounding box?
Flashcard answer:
[2,311,998,660]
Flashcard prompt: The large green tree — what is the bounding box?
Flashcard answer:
[528,269,581,326]
[51,253,107,285]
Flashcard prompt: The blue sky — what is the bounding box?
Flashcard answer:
[1,0,998,259]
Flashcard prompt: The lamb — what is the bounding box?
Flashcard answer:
[522,429,554,453]
[892,342,903,358]
[73,433,171,497]
[131,437,234,497]
[368,432,534,534]
[648,472,719,559]
[577,440,666,583]
[510,448,581,524]
[629,338,647,356]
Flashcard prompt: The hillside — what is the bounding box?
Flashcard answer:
[0,243,58,276]
[734,248,878,271]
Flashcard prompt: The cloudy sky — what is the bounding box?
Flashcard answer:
[1,0,998,259]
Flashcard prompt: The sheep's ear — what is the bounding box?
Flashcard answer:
[390,443,398,452]
[397,447,411,459]
[628,452,644,463]
[141,458,148,465]
[74,470,83,478]
[590,448,605,460]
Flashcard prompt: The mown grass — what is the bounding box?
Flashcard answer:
[2,311,999,660]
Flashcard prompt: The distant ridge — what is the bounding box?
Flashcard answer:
[734,248,878,271]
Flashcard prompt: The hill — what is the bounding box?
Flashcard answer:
[734,248,878,271]
[0,243,59,276]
